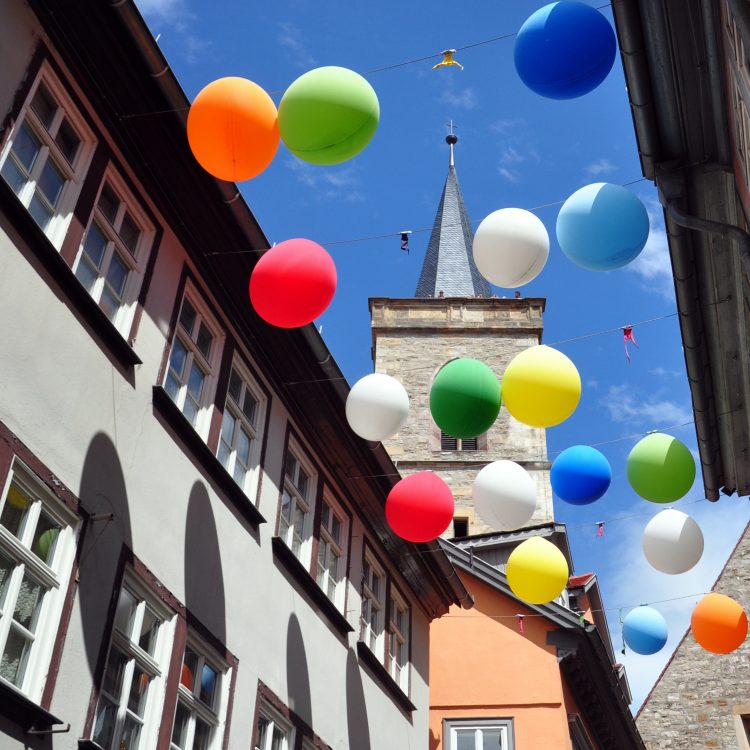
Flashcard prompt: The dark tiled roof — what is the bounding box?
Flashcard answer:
[415,165,491,298]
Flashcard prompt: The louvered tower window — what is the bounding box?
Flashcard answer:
[441,432,478,451]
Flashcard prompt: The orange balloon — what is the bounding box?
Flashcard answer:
[691,593,748,654]
[187,77,279,181]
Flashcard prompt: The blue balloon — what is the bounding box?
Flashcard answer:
[551,445,611,505]
[514,2,617,100]
[623,606,668,655]
[556,183,650,271]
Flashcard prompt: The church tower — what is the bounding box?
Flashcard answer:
[369,135,554,536]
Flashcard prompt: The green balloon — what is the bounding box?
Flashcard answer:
[626,433,696,503]
[429,359,501,439]
[32,527,59,562]
[278,66,380,166]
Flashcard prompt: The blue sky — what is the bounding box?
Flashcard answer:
[135,0,750,711]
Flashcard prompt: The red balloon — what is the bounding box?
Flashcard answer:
[249,239,337,328]
[385,472,454,543]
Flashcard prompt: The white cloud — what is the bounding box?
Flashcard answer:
[585,158,617,178]
[497,167,520,183]
[284,159,364,202]
[602,384,693,428]
[490,118,524,135]
[627,197,675,301]
[134,0,210,64]
[278,21,317,69]
[586,378,600,389]
[136,0,182,19]
[438,87,478,110]
[597,494,750,712]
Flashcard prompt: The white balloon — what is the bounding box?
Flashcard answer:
[473,460,537,529]
[346,373,410,442]
[473,208,550,288]
[642,509,704,575]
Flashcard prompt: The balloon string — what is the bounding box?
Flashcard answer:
[438,591,708,620]
[282,309,680,387]
[120,1,614,118]
[205,177,650,256]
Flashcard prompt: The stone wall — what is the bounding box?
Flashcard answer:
[369,297,554,535]
[637,522,750,749]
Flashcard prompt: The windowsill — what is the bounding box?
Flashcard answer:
[152,386,265,528]
[0,679,64,732]
[271,536,354,638]
[356,641,416,715]
[0,178,142,370]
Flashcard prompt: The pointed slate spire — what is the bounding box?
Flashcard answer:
[415,134,491,298]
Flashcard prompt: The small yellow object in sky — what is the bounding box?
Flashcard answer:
[433,49,464,70]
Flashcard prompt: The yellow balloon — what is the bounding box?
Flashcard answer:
[502,345,581,427]
[506,536,569,604]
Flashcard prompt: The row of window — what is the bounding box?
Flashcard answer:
[1,51,414,714]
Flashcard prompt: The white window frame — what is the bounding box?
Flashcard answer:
[315,492,348,611]
[387,584,410,693]
[0,459,78,703]
[254,703,295,750]
[170,634,230,750]
[278,440,316,567]
[163,283,224,439]
[217,358,266,497]
[0,61,96,248]
[73,168,154,336]
[360,549,386,662]
[444,718,514,750]
[90,573,176,750]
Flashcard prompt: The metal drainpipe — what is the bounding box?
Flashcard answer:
[661,197,750,280]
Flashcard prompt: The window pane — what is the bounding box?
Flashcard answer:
[1,155,29,195]
[31,512,61,565]
[482,729,503,749]
[106,252,129,298]
[187,362,205,401]
[98,182,119,224]
[179,298,196,334]
[171,700,190,747]
[199,662,218,708]
[92,697,118,748]
[236,428,251,466]
[139,607,160,656]
[0,554,14,610]
[183,395,199,427]
[296,468,309,498]
[0,625,32,686]
[284,454,296,481]
[168,338,188,382]
[232,461,247,487]
[321,503,330,530]
[100,286,120,322]
[165,372,181,402]
[195,323,212,361]
[219,410,235,448]
[455,729,475,750]
[228,370,242,403]
[102,646,127,699]
[331,514,341,546]
[28,193,54,230]
[30,83,57,130]
[181,647,199,692]
[218,439,231,470]
[55,118,80,165]
[121,714,143,750]
[12,123,41,171]
[75,256,99,295]
[82,222,108,268]
[1,482,32,539]
[119,211,141,254]
[194,718,211,750]
[128,665,150,717]
[14,574,44,631]
[241,390,257,424]
[37,158,65,206]
[114,588,137,637]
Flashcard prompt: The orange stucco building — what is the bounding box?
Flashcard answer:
[429,535,644,750]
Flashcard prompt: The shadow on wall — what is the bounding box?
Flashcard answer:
[286,613,312,728]
[346,649,371,750]
[430,728,439,750]
[185,481,226,646]
[77,432,132,678]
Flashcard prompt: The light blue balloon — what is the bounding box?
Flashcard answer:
[623,606,668,655]
[556,183,650,271]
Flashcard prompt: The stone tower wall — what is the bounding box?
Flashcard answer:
[636,521,750,749]
[369,297,554,535]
